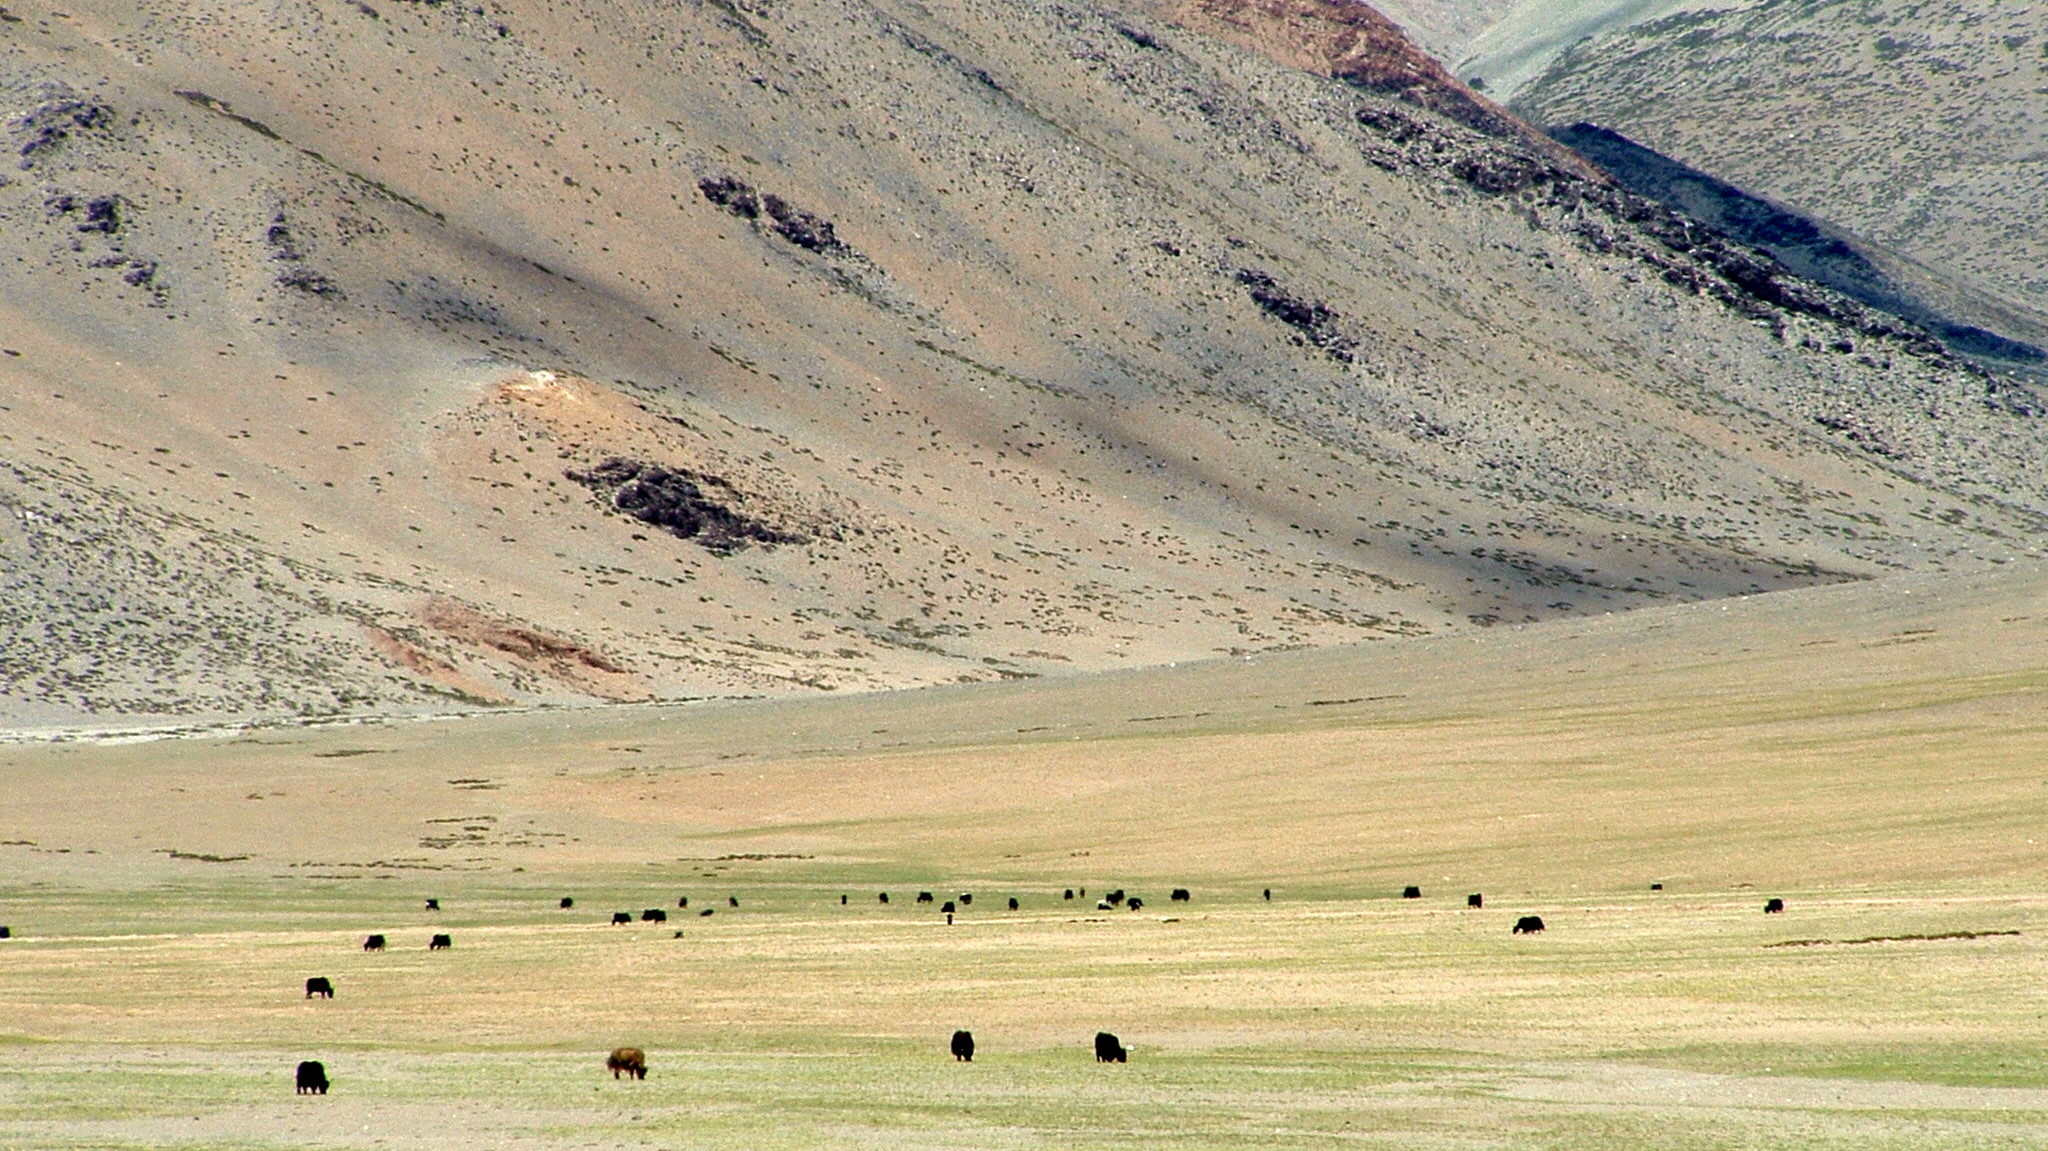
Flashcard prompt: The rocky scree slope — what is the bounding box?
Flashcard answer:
[0,0,2043,728]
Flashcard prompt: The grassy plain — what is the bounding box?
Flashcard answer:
[6,565,2048,1147]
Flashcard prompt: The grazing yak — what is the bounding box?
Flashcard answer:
[1105,889,1125,906]
[1126,897,1144,911]
[1513,916,1546,934]
[959,893,973,905]
[1468,894,1483,908]
[305,977,334,999]
[1650,883,1663,891]
[607,1047,647,1080]
[941,901,956,915]
[951,1030,975,1061]
[1170,889,1190,902]
[560,897,575,909]
[295,1060,328,1094]
[424,899,439,911]
[678,897,689,908]
[642,909,667,923]
[611,912,633,925]
[0,926,10,938]
[917,892,934,903]
[1064,889,1074,900]
[699,908,715,917]
[1096,900,1113,910]
[1008,897,1019,910]
[879,892,890,904]
[728,897,739,908]
[1094,1032,1127,1063]
[1263,888,1271,901]
[429,934,452,950]
[841,895,848,905]
[362,934,385,952]
[1402,886,1422,899]
[1764,898,1785,914]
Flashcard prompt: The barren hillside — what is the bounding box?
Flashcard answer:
[1513,0,2048,358]
[1,0,2043,728]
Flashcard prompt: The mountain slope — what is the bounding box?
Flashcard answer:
[1512,0,2048,362]
[1,0,2043,729]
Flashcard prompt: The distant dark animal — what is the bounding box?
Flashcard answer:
[1105,889,1125,905]
[841,894,848,905]
[1649,883,1663,891]
[1764,898,1784,914]
[1008,898,1019,910]
[951,1030,975,1061]
[1126,897,1144,911]
[1170,889,1190,902]
[305,977,334,999]
[917,892,934,903]
[699,908,714,917]
[295,1060,328,1094]
[1263,888,1271,901]
[607,1047,647,1080]
[611,912,632,925]
[879,893,890,904]
[1513,916,1545,934]
[728,897,739,908]
[959,893,973,905]
[560,897,575,909]
[642,909,666,923]
[678,897,689,908]
[1096,900,1113,910]
[429,934,452,950]
[1078,888,1086,898]
[941,901,956,914]
[0,926,10,939]
[946,913,954,925]
[1064,889,1074,900]
[362,934,385,952]
[1468,894,1483,909]
[1095,1032,1127,1063]
[424,899,439,911]
[1402,886,1422,899]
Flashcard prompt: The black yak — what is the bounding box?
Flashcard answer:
[941,901,956,914]
[1105,889,1125,906]
[1008,897,1019,910]
[1170,889,1190,902]
[295,1060,328,1094]
[728,897,739,908]
[362,934,385,952]
[1064,889,1074,900]
[1094,1032,1127,1063]
[1402,886,1422,899]
[611,912,633,925]
[879,892,890,904]
[1467,894,1483,908]
[960,893,973,905]
[951,1030,975,1061]
[678,897,690,908]
[607,1047,647,1079]
[642,909,667,923]
[304,977,334,999]
[1127,897,1144,911]
[429,934,452,950]
[1764,898,1785,914]
[424,899,439,911]
[560,897,575,909]
[1513,916,1545,934]
[917,892,934,903]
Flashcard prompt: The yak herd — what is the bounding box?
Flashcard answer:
[285,884,1789,1093]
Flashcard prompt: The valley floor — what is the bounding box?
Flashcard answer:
[5,563,2048,1147]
